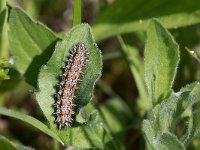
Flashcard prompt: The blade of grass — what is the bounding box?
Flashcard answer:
[117,36,147,112]
[73,0,82,26]
[0,107,63,145]
[0,135,34,150]
[103,51,122,61]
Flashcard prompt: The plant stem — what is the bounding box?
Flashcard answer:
[0,0,8,59]
[72,0,82,26]
[0,0,6,12]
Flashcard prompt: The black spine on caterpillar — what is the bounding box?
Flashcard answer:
[55,43,89,128]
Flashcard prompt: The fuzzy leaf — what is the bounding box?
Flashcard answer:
[144,19,179,106]
[187,109,200,141]
[142,120,155,150]
[183,83,200,144]
[8,7,58,88]
[36,24,104,148]
[156,132,185,150]
[143,121,185,150]
[142,82,200,149]
[150,82,200,136]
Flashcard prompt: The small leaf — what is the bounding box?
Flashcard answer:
[8,7,58,88]
[143,121,185,150]
[191,109,200,137]
[156,132,185,150]
[0,68,21,92]
[36,24,104,148]
[142,120,155,149]
[0,107,63,145]
[0,57,9,84]
[185,109,200,144]
[144,19,179,106]
[183,83,200,144]
[186,47,200,63]
[0,135,34,150]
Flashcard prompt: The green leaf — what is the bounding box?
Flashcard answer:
[183,83,200,144]
[143,121,185,150]
[0,135,34,150]
[0,68,21,92]
[156,132,185,150]
[142,119,155,150]
[0,67,9,83]
[93,0,200,41]
[99,98,134,150]
[0,2,9,83]
[0,4,8,59]
[0,57,9,84]
[0,107,63,145]
[144,19,179,107]
[36,24,104,148]
[186,47,200,63]
[186,109,200,144]
[142,82,200,149]
[117,36,147,113]
[177,82,200,113]
[150,82,200,136]
[73,0,82,26]
[8,7,58,88]
[192,109,200,137]
[100,97,133,133]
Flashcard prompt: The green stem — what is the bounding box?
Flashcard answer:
[72,0,82,26]
[0,0,8,59]
[0,0,6,12]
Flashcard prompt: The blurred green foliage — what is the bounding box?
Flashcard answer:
[0,0,200,150]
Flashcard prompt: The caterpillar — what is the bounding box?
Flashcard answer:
[55,43,89,128]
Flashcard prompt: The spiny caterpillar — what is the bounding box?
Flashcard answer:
[55,43,89,128]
